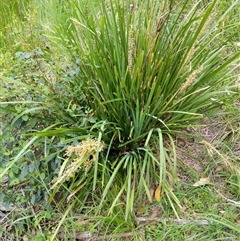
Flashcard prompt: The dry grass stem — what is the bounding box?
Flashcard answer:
[201,140,240,175]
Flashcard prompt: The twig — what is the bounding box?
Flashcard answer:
[136,217,211,225]
[214,188,240,207]
[57,231,135,241]
[57,232,93,240]
[224,198,240,207]
[90,232,134,241]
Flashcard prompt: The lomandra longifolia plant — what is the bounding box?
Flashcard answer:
[42,0,240,218]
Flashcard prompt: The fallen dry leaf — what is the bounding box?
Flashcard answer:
[22,235,29,241]
[154,185,161,202]
[215,166,223,173]
[235,218,240,224]
[193,177,211,187]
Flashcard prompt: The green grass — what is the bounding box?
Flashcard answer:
[0,0,240,240]
[146,218,240,240]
